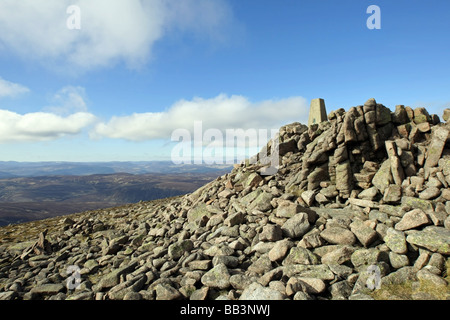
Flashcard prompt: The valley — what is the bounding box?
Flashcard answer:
[0,170,229,226]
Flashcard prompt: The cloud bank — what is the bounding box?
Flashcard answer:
[0,0,235,72]
[0,110,96,143]
[0,81,308,146]
[0,83,95,143]
[92,94,309,141]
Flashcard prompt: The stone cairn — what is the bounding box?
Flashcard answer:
[0,98,449,300]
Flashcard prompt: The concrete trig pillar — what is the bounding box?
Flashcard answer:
[308,98,328,127]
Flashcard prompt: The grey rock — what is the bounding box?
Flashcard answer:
[239,282,285,300]
[224,212,245,227]
[282,247,320,265]
[268,239,294,262]
[416,269,448,287]
[168,240,194,260]
[259,224,282,242]
[350,248,388,270]
[358,187,379,201]
[281,212,310,239]
[383,185,402,203]
[275,200,301,218]
[30,283,65,295]
[301,190,317,207]
[424,127,449,169]
[321,245,355,265]
[381,266,417,285]
[0,291,17,300]
[248,255,273,275]
[286,277,326,295]
[155,283,182,300]
[201,263,230,289]
[372,159,393,194]
[320,227,356,245]
[406,226,450,254]
[96,261,138,290]
[282,264,335,280]
[350,220,378,247]
[389,252,410,269]
[190,287,209,300]
[384,228,408,254]
[419,187,441,200]
[329,280,353,299]
[395,209,430,231]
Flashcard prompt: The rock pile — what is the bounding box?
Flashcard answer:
[0,99,449,300]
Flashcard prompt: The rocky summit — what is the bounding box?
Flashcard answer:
[1,98,450,301]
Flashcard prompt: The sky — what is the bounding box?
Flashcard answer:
[0,0,449,162]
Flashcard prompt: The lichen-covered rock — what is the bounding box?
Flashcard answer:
[406,226,450,254]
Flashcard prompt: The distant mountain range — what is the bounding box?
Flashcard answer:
[0,161,233,178]
[0,161,233,226]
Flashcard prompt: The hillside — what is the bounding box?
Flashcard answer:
[0,171,229,226]
[0,98,449,301]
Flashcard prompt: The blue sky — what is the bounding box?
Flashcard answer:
[0,0,449,162]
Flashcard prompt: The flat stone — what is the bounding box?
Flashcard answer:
[188,260,211,270]
[200,263,230,289]
[286,277,326,295]
[282,247,320,265]
[282,264,335,280]
[384,228,407,254]
[168,239,193,260]
[381,266,417,286]
[190,287,209,300]
[350,220,378,247]
[240,282,285,300]
[301,190,316,206]
[30,283,65,295]
[389,252,409,269]
[275,200,302,218]
[401,196,434,212]
[249,191,273,212]
[281,212,310,239]
[320,245,355,265]
[383,185,402,203]
[155,283,182,300]
[406,226,450,254]
[395,209,430,231]
[259,224,283,242]
[97,261,138,290]
[224,212,245,227]
[268,239,294,262]
[358,187,379,200]
[320,227,356,245]
[416,269,448,287]
[348,198,378,209]
[419,187,441,200]
[350,248,387,270]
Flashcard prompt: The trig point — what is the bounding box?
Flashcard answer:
[308,98,327,127]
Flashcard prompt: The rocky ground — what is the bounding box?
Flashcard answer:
[0,99,449,300]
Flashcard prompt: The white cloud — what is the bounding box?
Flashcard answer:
[0,85,95,143]
[92,94,309,142]
[0,77,30,98]
[43,86,88,115]
[0,110,96,143]
[0,0,235,72]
